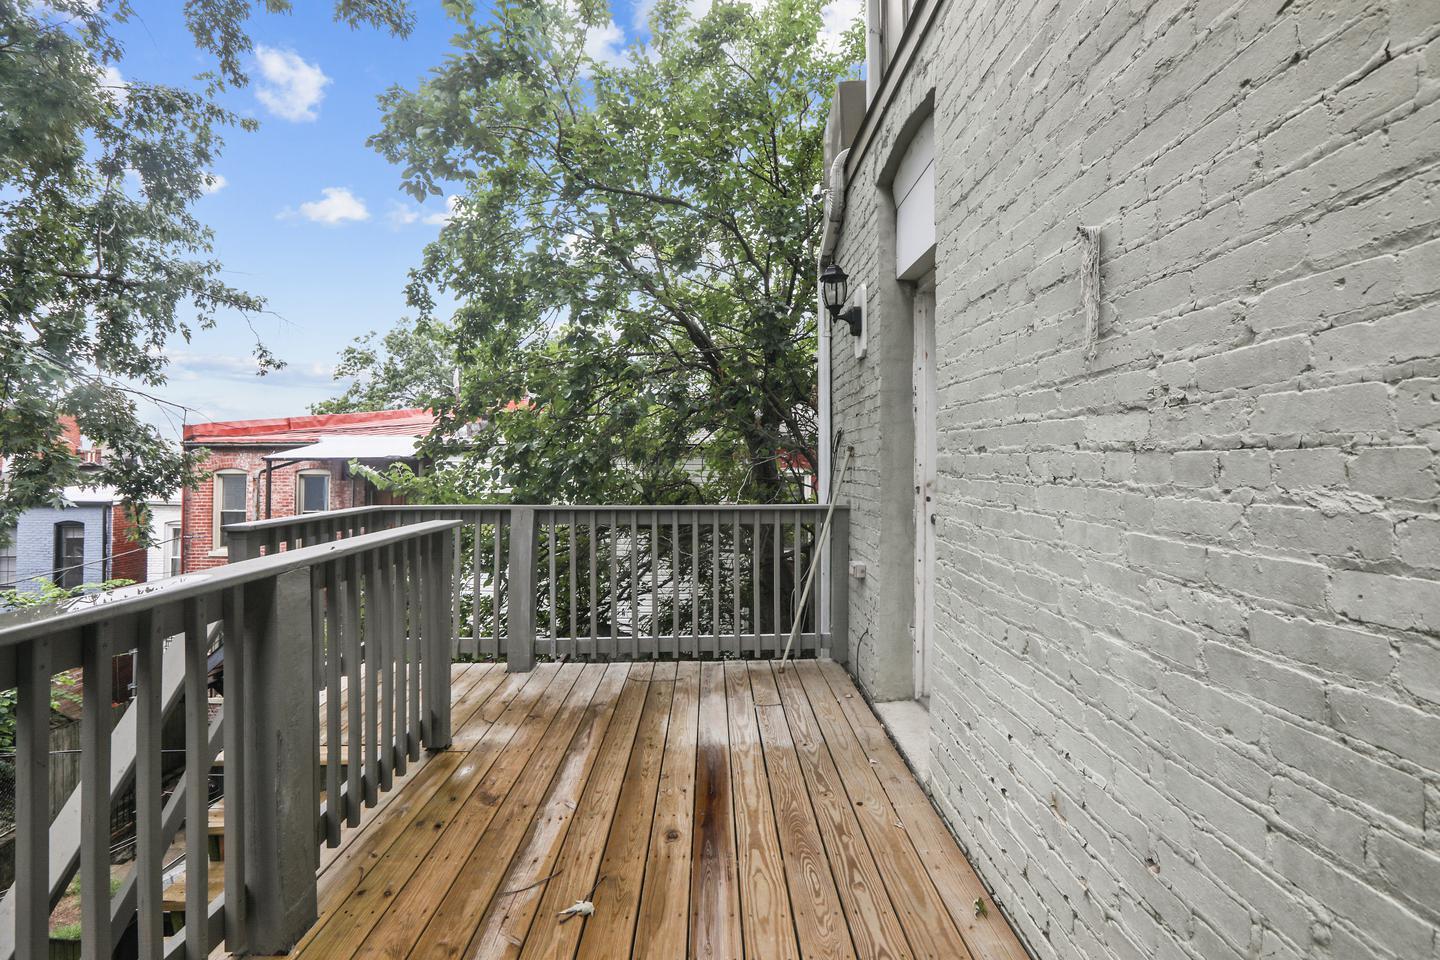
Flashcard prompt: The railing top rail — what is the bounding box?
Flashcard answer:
[222,503,401,532]
[224,501,844,534]
[0,519,461,649]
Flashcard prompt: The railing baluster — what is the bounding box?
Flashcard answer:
[793,513,804,654]
[492,514,503,658]
[451,523,463,658]
[671,512,680,657]
[134,611,164,959]
[80,623,114,957]
[419,535,433,745]
[570,512,580,653]
[690,516,700,657]
[390,544,407,778]
[732,513,741,656]
[588,510,599,653]
[609,510,620,661]
[711,512,721,659]
[364,549,380,806]
[629,512,639,660]
[751,512,761,658]
[15,639,51,960]
[377,546,395,792]
[406,539,422,761]
[221,585,248,951]
[772,512,783,657]
[344,555,363,827]
[650,514,659,655]
[547,512,558,656]
[325,561,343,845]
[184,598,211,958]
[310,560,325,857]
[472,519,484,655]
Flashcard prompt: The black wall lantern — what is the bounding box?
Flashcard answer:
[821,263,863,337]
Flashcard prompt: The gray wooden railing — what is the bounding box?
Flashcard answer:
[0,519,458,959]
[225,503,850,669]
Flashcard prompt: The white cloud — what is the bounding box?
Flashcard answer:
[201,173,228,195]
[387,202,420,226]
[424,194,461,225]
[583,20,627,70]
[254,46,331,122]
[100,64,128,105]
[167,351,335,387]
[388,194,460,227]
[819,0,862,51]
[284,187,370,225]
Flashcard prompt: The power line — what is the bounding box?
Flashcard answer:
[0,531,192,591]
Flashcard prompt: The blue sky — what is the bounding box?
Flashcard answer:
[117,0,856,438]
[115,1,488,436]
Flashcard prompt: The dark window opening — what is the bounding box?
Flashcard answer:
[54,521,85,589]
[300,473,330,514]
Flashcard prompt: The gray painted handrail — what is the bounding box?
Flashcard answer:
[221,504,850,668]
[0,520,460,652]
[0,520,461,959]
[0,620,210,959]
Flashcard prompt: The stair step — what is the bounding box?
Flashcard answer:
[205,792,325,837]
[212,752,347,767]
[161,861,224,913]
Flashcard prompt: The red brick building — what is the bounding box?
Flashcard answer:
[180,409,432,573]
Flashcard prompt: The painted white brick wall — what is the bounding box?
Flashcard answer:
[830,1,1440,957]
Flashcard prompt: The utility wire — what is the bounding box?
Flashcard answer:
[0,531,192,591]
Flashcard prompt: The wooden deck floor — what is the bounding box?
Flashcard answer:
[258,659,1027,960]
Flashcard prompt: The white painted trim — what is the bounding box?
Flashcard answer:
[912,278,936,699]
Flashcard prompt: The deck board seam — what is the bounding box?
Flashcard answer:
[397,662,606,959]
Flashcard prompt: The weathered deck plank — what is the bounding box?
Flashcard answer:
[241,659,1028,960]
[573,662,677,960]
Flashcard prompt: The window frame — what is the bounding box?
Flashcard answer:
[0,527,16,589]
[297,469,331,515]
[212,470,248,555]
[164,520,182,578]
[53,520,85,589]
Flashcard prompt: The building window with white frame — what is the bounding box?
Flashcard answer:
[164,521,182,577]
[0,529,15,589]
[214,470,247,551]
[298,470,330,514]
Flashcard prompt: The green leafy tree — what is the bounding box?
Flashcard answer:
[362,0,860,506]
[311,317,455,414]
[0,0,414,541]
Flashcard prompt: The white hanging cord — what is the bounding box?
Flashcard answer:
[778,445,853,673]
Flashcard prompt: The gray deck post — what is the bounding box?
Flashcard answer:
[244,568,319,953]
[828,506,850,666]
[428,531,455,750]
[507,506,537,673]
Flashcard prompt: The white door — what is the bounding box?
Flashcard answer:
[912,278,937,700]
